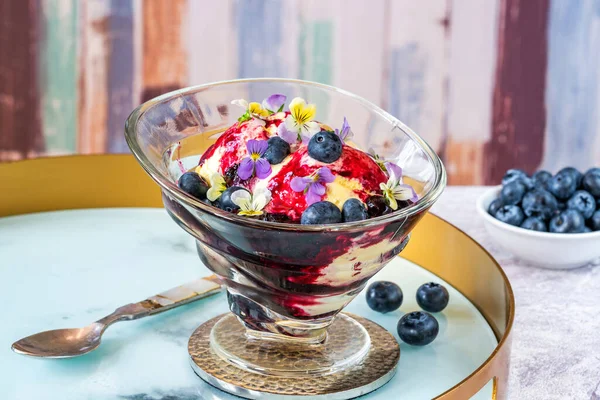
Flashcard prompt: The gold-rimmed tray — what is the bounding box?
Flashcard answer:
[0,155,514,399]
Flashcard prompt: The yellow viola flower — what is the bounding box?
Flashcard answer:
[284,97,321,142]
[231,99,269,123]
[248,102,270,118]
[206,173,227,202]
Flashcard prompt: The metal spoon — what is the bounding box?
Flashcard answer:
[11,276,222,358]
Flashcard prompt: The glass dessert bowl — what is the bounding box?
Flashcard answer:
[125,79,446,378]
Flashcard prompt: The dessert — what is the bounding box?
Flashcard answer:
[178,94,418,224]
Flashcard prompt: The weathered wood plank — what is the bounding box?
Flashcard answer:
[540,0,600,171]
[187,0,237,85]
[77,0,110,153]
[141,0,187,102]
[484,0,550,184]
[332,0,386,106]
[40,0,78,155]
[385,0,448,153]
[0,0,44,161]
[106,0,134,153]
[444,0,499,184]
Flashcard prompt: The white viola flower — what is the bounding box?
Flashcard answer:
[379,162,418,210]
[231,188,272,217]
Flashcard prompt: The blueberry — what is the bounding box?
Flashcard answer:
[494,205,524,226]
[416,282,449,313]
[583,226,592,233]
[521,189,558,221]
[365,281,403,313]
[502,169,528,186]
[308,130,343,163]
[549,209,586,233]
[500,180,527,205]
[589,210,600,231]
[566,190,596,219]
[547,173,577,201]
[521,217,547,232]
[224,164,239,186]
[301,201,342,225]
[488,198,504,216]
[583,168,600,198]
[263,136,291,165]
[178,172,209,200]
[218,186,249,213]
[342,198,369,222]
[532,170,552,189]
[397,311,439,346]
[366,195,394,217]
[557,167,583,188]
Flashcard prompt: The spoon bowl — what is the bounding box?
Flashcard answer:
[12,323,105,358]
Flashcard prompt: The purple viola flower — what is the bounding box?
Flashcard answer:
[290,167,336,205]
[262,94,287,113]
[335,117,354,142]
[238,139,272,180]
[384,162,403,183]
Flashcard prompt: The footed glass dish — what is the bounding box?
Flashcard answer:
[125,79,446,379]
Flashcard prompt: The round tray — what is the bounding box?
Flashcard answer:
[0,155,514,399]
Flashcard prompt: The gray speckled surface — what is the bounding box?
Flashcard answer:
[431,186,600,400]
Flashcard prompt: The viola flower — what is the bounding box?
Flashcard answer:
[207,173,227,202]
[290,167,335,205]
[284,97,321,142]
[262,94,287,113]
[231,188,272,217]
[335,117,354,142]
[231,99,269,123]
[379,162,418,210]
[238,139,272,180]
[277,122,299,145]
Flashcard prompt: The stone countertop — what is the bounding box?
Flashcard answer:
[431,186,600,400]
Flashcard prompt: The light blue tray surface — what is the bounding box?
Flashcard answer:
[0,209,495,399]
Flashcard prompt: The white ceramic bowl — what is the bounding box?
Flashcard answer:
[477,186,600,269]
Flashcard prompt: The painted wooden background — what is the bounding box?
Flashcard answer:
[1,0,599,184]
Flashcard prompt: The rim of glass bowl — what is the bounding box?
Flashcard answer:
[125,78,447,232]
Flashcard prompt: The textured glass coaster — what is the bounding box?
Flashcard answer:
[189,313,400,399]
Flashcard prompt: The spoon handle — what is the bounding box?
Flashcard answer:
[96,276,222,326]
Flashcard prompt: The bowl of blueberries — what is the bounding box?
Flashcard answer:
[477,167,600,269]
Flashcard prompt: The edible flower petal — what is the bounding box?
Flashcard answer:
[277,122,298,144]
[335,117,354,142]
[249,102,270,118]
[231,98,269,123]
[238,139,272,180]
[384,162,403,184]
[290,167,335,205]
[231,188,272,216]
[207,173,227,201]
[379,162,417,210]
[284,97,321,141]
[262,94,287,113]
